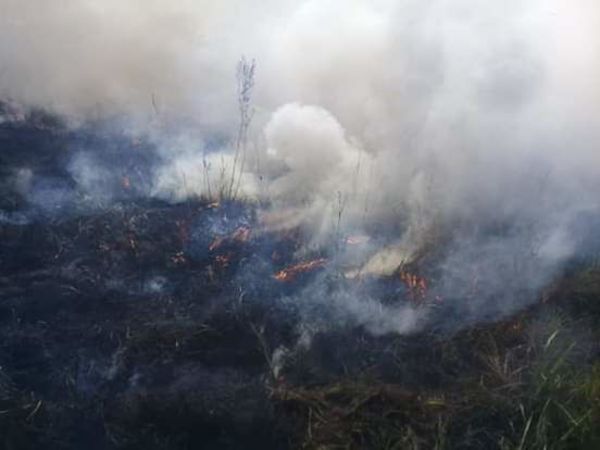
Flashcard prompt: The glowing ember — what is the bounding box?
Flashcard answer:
[274,258,327,282]
[231,226,251,242]
[209,226,252,252]
[208,236,225,252]
[170,251,186,265]
[215,253,232,269]
[345,234,370,245]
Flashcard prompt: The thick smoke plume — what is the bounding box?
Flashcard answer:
[2,0,600,333]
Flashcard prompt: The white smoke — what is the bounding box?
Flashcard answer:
[2,0,600,332]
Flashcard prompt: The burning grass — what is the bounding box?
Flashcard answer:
[0,113,598,449]
[273,258,328,283]
[0,192,598,449]
[0,193,597,449]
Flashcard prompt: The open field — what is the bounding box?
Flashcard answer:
[1,110,598,449]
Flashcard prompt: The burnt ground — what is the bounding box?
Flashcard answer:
[0,106,599,449]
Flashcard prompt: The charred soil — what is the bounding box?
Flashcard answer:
[0,110,598,449]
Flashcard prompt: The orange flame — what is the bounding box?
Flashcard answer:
[274,258,327,282]
[399,271,428,303]
[209,226,252,252]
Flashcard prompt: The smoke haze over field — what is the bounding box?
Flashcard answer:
[2,0,600,332]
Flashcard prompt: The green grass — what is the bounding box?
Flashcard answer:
[273,301,600,450]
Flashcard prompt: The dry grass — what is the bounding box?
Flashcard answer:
[271,301,600,450]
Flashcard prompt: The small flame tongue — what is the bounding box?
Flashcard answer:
[399,271,428,302]
[273,258,327,282]
[209,225,252,251]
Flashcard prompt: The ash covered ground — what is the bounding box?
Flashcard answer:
[0,106,599,450]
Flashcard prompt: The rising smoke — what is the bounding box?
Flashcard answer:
[1,0,599,333]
